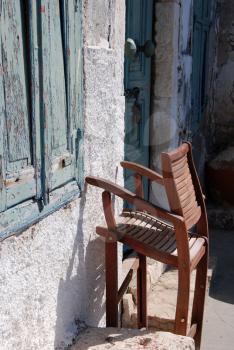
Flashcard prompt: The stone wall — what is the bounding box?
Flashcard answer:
[0,1,126,349]
[150,0,193,207]
[194,0,234,201]
[208,0,234,152]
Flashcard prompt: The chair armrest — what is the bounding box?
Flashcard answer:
[120,161,164,185]
[85,176,183,226]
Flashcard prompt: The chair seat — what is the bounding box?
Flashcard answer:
[97,210,206,267]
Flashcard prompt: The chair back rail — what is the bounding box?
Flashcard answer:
[161,142,207,233]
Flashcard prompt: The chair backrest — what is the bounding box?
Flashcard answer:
[161,142,203,230]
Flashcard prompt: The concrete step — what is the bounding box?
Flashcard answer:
[122,260,213,332]
[71,327,195,350]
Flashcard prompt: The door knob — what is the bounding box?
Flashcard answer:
[125,38,138,60]
[141,40,155,58]
[125,38,155,60]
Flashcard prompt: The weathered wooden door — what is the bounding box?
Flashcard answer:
[124,0,154,199]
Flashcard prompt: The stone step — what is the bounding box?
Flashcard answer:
[122,261,213,332]
[71,327,195,350]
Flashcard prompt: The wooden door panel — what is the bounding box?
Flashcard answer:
[124,0,154,199]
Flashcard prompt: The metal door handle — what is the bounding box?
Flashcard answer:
[125,38,155,60]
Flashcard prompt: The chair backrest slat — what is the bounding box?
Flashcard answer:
[161,142,201,230]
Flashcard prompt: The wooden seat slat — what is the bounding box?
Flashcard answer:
[156,232,176,251]
[133,219,156,239]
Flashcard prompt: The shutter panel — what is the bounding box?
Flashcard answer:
[0,0,37,212]
[39,0,82,202]
[0,1,82,238]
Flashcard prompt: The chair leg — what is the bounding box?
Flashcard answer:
[137,254,147,328]
[105,241,118,327]
[191,249,208,349]
[174,263,190,335]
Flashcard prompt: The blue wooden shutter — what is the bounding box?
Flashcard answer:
[0,0,37,212]
[39,0,83,204]
[191,0,211,132]
[0,1,83,239]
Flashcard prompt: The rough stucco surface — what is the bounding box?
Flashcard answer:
[0,1,125,349]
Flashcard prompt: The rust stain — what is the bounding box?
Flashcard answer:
[40,5,45,13]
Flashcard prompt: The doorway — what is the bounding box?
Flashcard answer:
[124,0,154,200]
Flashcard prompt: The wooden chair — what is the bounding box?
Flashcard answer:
[85,142,208,349]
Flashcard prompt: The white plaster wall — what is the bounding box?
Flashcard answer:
[0,1,126,349]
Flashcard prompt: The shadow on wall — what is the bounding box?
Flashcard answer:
[54,185,106,349]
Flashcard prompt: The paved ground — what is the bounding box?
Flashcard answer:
[122,229,234,349]
[202,230,234,350]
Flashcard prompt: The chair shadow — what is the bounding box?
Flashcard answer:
[208,229,234,304]
[54,185,106,349]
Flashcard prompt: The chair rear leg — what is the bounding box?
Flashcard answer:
[174,264,190,335]
[105,241,118,327]
[191,249,208,349]
[137,254,147,328]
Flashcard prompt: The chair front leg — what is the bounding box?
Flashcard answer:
[105,241,118,327]
[174,260,190,335]
[191,247,208,349]
[137,254,148,328]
